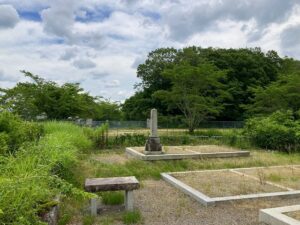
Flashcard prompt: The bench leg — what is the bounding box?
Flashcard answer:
[125,190,134,211]
[91,198,98,216]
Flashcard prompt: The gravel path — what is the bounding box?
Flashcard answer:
[135,179,300,225]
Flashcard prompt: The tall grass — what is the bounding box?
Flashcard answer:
[83,123,109,149]
[0,121,93,224]
[104,128,252,150]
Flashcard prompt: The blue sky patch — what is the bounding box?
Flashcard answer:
[19,11,42,21]
[142,11,161,21]
[76,6,112,22]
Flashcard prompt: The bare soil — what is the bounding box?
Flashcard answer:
[172,171,283,197]
[179,145,241,153]
[285,210,300,221]
[237,166,300,189]
[92,153,129,165]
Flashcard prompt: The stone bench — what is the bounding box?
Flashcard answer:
[84,176,140,215]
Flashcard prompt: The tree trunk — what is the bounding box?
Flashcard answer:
[188,127,194,134]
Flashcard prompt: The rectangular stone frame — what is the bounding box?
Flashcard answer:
[161,165,300,206]
[126,147,250,161]
[259,205,300,225]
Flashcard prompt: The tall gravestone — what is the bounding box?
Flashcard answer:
[145,109,162,154]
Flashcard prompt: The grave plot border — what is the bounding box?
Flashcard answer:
[126,147,250,161]
[259,205,300,225]
[161,165,300,206]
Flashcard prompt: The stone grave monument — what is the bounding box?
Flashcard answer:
[145,109,162,155]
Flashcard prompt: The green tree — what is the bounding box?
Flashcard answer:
[0,71,98,119]
[246,72,300,117]
[200,47,282,120]
[123,48,178,119]
[154,63,229,133]
[123,47,282,120]
[94,100,122,120]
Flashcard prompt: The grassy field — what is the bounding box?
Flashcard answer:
[59,147,300,225]
[3,120,299,224]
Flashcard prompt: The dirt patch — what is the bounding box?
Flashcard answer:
[171,171,283,197]
[181,145,241,153]
[237,166,300,189]
[93,153,128,165]
[285,210,300,221]
[134,179,300,225]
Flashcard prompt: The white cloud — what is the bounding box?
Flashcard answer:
[0,69,19,81]
[40,0,77,39]
[72,58,96,69]
[0,4,19,29]
[90,71,109,80]
[0,0,300,102]
[60,47,78,60]
[104,79,120,88]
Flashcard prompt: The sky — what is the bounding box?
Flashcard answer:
[0,0,300,102]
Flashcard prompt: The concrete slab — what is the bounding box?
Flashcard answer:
[259,205,300,225]
[126,146,250,161]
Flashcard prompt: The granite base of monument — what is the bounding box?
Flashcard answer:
[144,137,162,155]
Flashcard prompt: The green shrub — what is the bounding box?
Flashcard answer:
[245,111,300,152]
[0,111,44,154]
[0,133,8,155]
[0,121,93,224]
[110,134,146,147]
[122,210,142,225]
[84,123,109,149]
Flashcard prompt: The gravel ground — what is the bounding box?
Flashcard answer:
[135,179,300,225]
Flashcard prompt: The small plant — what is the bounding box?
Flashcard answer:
[267,173,283,182]
[83,215,95,225]
[257,169,266,185]
[122,210,142,225]
[101,191,124,205]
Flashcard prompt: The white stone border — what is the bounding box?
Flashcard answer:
[126,147,250,161]
[161,165,300,206]
[259,205,300,225]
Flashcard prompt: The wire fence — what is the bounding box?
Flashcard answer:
[73,119,250,150]
[87,120,244,129]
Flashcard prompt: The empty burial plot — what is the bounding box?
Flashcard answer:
[177,145,247,153]
[126,145,249,161]
[171,170,283,198]
[259,205,300,225]
[236,166,300,190]
[161,166,300,206]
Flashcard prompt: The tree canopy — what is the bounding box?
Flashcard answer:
[0,71,121,120]
[123,46,290,121]
[154,63,229,132]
